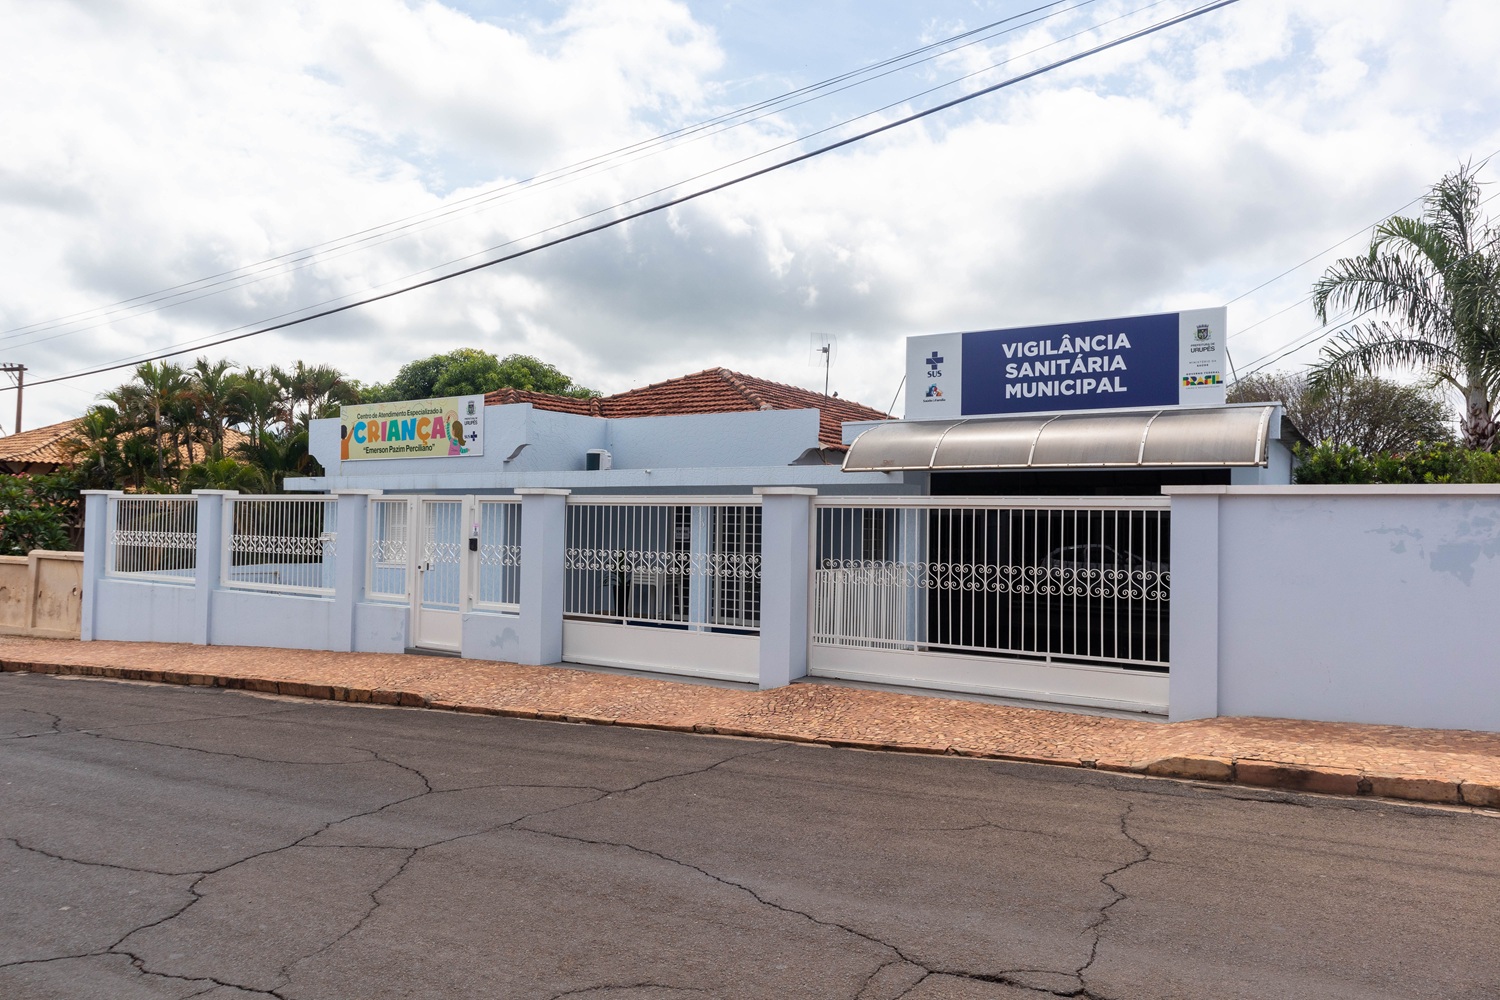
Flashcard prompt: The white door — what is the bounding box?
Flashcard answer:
[411,497,473,652]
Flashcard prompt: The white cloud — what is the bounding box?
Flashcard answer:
[1,0,1498,428]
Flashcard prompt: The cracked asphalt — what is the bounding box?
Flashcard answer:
[2,672,1498,1000]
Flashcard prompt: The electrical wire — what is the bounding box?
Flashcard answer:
[1,0,1241,394]
[0,0,1098,346]
[4,0,1161,366]
[1227,184,1500,378]
[4,0,1124,356]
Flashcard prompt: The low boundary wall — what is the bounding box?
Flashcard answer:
[0,551,85,639]
[81,485,1500,731]
[1168,485,1500,732]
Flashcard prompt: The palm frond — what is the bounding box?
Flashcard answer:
[1308,321,1463,390]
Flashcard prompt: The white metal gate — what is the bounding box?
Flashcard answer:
[811,497,1171,713]
[412,498,470,651]
[560,496,762,682]
[366,495,522,653]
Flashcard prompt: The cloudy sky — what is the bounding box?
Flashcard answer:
[3,0,1498,428]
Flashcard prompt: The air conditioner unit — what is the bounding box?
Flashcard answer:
[585,448,612,471]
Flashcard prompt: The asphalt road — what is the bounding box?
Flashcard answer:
[2,672,1498,1000]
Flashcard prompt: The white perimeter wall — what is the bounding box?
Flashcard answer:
[209,590,337,651]
[1169,486,1500,732]
[92,579,197,645]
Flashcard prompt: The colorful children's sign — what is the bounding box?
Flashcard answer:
[339,395,485,461]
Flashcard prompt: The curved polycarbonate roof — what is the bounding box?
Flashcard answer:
[842,405,1275,471]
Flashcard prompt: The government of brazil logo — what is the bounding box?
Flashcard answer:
[925,350,944,377]
[1195,324,1211,342]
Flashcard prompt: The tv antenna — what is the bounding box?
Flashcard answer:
[809,333,838,396]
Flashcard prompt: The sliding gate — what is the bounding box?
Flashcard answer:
[560,496,762,682]
[811,497,1171,713]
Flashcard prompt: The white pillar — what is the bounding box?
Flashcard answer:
[515,488,569,665]
[754,487,816,690]
[79,490,122,642]
[191,490,237,646]
[331,490,380,653]
[1164,487,1221,722]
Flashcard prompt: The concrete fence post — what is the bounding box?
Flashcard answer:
[332,490,380,653]
[515,488,569,665]
[79,490,122,642]
[191,490,237,646]
[754,487,816,690]
[1164,487,1221,722]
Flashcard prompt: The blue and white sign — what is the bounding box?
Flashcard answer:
[905,308,1226,417]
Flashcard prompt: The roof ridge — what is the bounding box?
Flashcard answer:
[714,368,768,409]
[718,368,891,418]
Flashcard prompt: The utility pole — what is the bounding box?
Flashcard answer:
[0,365,25,433]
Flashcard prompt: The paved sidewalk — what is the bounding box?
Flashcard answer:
[3,635,1498,810]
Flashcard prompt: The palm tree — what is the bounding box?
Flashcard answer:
[131,361,192,477]
[234,428,310,492]
[62,406,128,487]
[181,456,269,493]
[233,367,286,442]
[188,357,240,460]
[276,361,355,432]
[1311,163,1500,450]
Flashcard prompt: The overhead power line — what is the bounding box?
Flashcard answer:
[5,0,1242,395]
[0,0,1098,347]
[1226,183,1500,377]
[48,0,1177,373]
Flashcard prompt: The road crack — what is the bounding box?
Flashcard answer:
[4,836,203,878]
[548,983,707,998]
[511,757,1129,1000]
[1073,802,1153,997]
[5,707,63,739]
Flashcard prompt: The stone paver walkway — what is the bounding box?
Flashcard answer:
[3,636,1498,809]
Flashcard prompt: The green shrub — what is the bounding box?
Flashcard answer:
[1294,441,1500,485]
[1292,442,1373,484]
[0,471,83,554]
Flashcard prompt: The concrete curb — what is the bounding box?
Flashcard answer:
[5,658,1497,811]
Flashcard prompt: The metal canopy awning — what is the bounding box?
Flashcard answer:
[842,405,1278,472]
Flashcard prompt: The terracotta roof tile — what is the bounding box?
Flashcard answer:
[483,387,601,416]
[484,368,888,450]
[0,420,258,473]
[0,419,85,467]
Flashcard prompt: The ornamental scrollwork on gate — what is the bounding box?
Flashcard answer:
[479,543,522,567]
[816,558,1168,602]
[371,539,407,564]
[230,533,334,558]
[565,547,762,580]
[424,540,463,563]
[114,529,196,550]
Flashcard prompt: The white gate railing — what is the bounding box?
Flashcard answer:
[814,497,1170,671]
[366,497,410,602]
[105,495,198,583]
[222,496,339,596]
[475,498,522,612]
[564,497,762,632]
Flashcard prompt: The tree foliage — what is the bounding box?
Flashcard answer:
[42,348,593,535]
[1310,163,1500,449]
[364,349,597,402]
[1294,440,1500,485]
[1228,370,1452,453]
[60,356,332,498]
[0,471,84,554]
